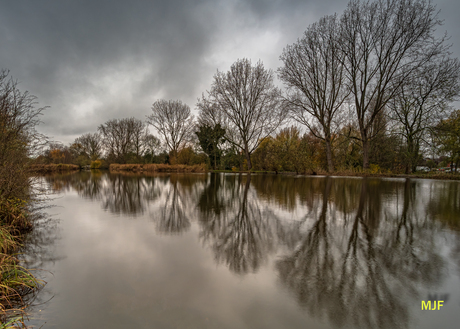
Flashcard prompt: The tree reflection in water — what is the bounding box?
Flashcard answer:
[44,171,164,216]
[276,178,444,329]
[151,174,207,235]
[40,172,457,328]
[152,175,191,234]
[198,174,276,274]
[102,174,149,216]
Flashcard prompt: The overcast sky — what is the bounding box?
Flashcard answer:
[2,0,459,144]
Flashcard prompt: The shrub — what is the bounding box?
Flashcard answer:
[369,164,381,174]
[90,160,102,169]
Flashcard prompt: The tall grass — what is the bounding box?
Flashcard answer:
[0,199,42,327]
[0,198,44,326]
[0,233,42,327]
[0,199,32,235]
[0,253,41,327]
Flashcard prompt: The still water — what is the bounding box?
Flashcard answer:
[23,172,460,328]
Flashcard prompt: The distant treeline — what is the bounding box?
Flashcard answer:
[35,0,460,174]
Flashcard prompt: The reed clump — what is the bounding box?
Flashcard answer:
[110,163,207,173]
[29,163,80,173]
[0,199,32,235]
[0,253,41,327]
[0,198,42,327]
[0,233,42,327]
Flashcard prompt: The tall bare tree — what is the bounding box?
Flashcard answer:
[389,57,460,173]
[98,117,145,163]
[74,132,102,161]
[279,14,348,172]
[147,100,194,158]
[202,58,285,170]
[340,0,447,169]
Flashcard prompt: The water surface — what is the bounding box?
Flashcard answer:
[24,172,460,328]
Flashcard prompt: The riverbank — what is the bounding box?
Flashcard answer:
[110,163,207,173]
[330,171,460,180]
[30,164,80,173]
[211,169,460,180]
[0,198,42,327]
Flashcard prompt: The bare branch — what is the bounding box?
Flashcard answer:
[147,100,194,157]
[201,59,286,170]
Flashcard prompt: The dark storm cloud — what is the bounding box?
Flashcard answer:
[1,0,459,143]
[1,0,223,140]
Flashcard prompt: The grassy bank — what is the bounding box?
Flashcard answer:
[29,164,80,174]
[0,199,42,327]
[329,171,460,180]
[210,169,460,180]
[110,163,207,173]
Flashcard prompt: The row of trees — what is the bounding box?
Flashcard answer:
[39,0,460,173]
[39,118,162,166]
[186,0,460,173]
[39,114,205,167]
[281,0,460,173]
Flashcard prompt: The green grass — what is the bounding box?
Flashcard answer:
[0,315,26,329]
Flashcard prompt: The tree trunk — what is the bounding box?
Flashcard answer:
[362,139,370,170]
[244,145,252,171]
[325,139,334,173]
[406,137,419,174]
[245,149,252,171]
[405,163,411,175]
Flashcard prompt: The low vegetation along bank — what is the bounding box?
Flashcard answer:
[30,163,80,173]
[211,168,460,180]
[1,70,43,326]
[0,199,42,327]
[110,163,207,173]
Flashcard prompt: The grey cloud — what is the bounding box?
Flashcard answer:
[1,0,459,144]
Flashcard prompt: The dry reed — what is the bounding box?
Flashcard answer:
[109,163,207,173]
[29,164,80,173]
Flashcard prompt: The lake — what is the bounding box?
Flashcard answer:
[23,172,460,328]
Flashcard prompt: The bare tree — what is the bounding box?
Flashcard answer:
[279,14,348,172]
[129,119,148,159]
[74,132,102,161]
[196,93,226,127]
[340,0,447,169]
[147,100,194,159]
[389,57,460,173]
[0,69,46,200]
[98,117,145,163]
[143,134,161,163]
[202,58,286,170]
